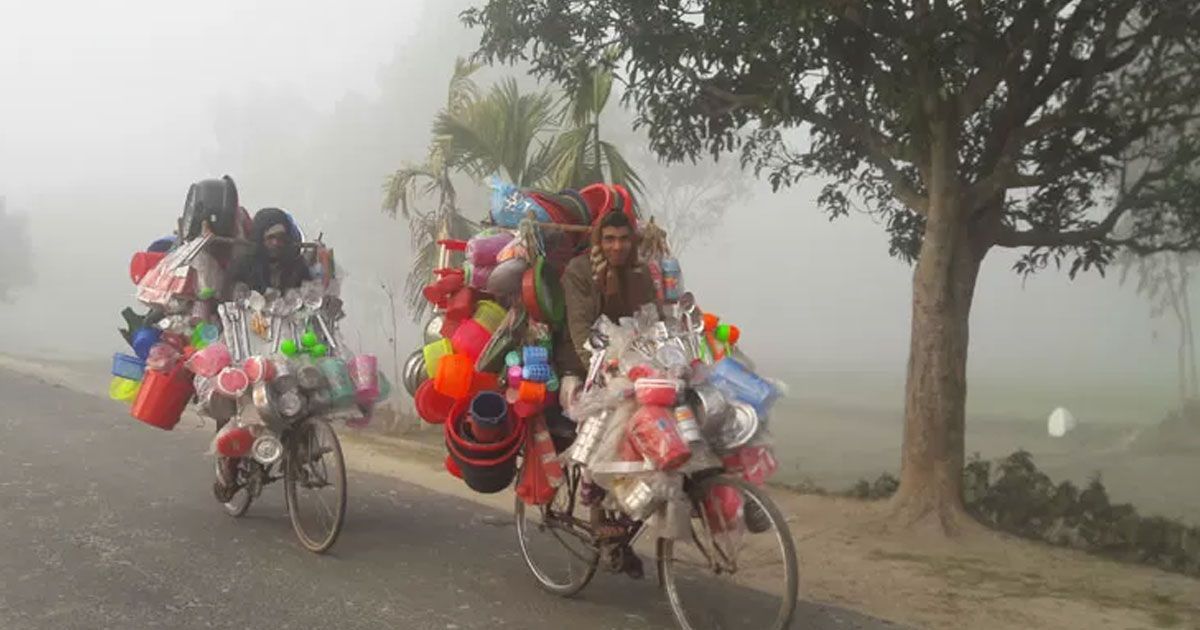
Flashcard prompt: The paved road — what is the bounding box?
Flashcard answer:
[0,368,902,630]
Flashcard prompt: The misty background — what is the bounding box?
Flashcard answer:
[0,0,1178,430]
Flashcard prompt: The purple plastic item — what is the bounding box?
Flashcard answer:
[467,232,515,267]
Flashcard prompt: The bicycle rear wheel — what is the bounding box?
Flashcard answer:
[659,476,798,630]
[514,465,600,596]
[283,418,347,554]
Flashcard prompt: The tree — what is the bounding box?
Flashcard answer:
[465,1,1200,532]
[1122,251,1198,402]
[0,196,34,303]
[548,52,646,194]
[383,58,485,319]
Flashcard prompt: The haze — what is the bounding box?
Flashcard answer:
[0,0,1176,425]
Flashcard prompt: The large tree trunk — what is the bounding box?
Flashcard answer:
[890,199,985,533]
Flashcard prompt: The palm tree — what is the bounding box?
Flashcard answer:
[433,78,560,188]
[382,57,483,318]
[548,54,645,195]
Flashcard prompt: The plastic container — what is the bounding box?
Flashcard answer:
[522,363,552,383]
[630,406,692,471]
[129,251,166,285]
[318,357,355,405]
[450,319,492,362]
[186,342,231,378]
[473,300,507,333]
[146,342,180,373]
[468,391,510,443]
[130,363,195,430]
[215,366,250,397]
[243,355,276,384]
[506,365,523,387]
[348,354,380,402]
[446,287,476,323]
[445,398,526,494]
[215,425,254,458]
[673,405,704,443]
[703,484,744,534]
[422,338,453,379]
[416,379,456,424]
[131,328,162,361]
[722,444,779,486]
[708,358,778,416]
[468,264,494,290]
[660,257,683,303]
[109,376,141,403]
[434,353,474,400]
[634,378,682,406]
[467,231,515,267]
[111,353,146,382]
[517,380,546,404]
[486,258,527,295]
[522,345,549,366]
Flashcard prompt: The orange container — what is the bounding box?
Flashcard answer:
[517,380,546,404]
[130,364,195,430]
[434,353,474,400]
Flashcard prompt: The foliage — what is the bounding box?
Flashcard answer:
[850,450,1200,577]
[464,0,1200,270]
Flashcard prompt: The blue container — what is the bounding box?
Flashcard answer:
[131,327,162,361]
[112,353,146,381]
[522,345,549,366]
[522,363,552,383]
[708,358,778,416]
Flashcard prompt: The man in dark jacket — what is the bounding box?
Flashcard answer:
[556,210,657,409]
[230,208,311,294]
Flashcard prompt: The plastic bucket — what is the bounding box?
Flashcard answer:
[111,353,146,381]
[468,391,510,443]
[108,376,141,403]
[186,342,231,378]
[131,327,162,361]
[473,300,507,333]
[130,364,195,430]
[445,398,525,494]
[422,338,453,379]
[416,380,456,424]
[451,319,492,362]
[435,353,474,400]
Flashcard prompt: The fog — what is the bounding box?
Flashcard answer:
[0,0,1179,424]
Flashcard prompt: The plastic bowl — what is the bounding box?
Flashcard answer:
[473,300,507,333]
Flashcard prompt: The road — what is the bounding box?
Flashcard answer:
[0,368,902,630]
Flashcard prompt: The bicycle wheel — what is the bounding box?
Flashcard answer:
[659,476,798,630]
[283,418,347,554]
[214,457,252,517]
[514,464,600,596]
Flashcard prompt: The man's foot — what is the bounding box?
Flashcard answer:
[213,480,238,503]
[579,481,606,507]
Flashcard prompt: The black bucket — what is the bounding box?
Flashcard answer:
[445,405,525,494]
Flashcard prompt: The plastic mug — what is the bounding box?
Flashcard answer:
[348,354,380,402]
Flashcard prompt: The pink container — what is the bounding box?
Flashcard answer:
[506,365,523,388]
[146,342,181,373]
[243,355,276,384]
[466,232,515,267]
[451,319,492,362]
[215,366,250,397]
[186,342,231,378]
[348,354,380,403]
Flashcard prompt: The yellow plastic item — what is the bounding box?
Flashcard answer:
[109,376,141,403]
[473,300,507,333]
[422,338,453,379]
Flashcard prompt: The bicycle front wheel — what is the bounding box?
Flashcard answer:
[659,475,798,630]
[514,465,600,597]
[283,418,348,554]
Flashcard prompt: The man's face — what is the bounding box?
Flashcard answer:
[599,225,633,268]
[263,224,289,260]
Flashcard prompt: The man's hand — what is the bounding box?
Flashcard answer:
[559,375,582,414]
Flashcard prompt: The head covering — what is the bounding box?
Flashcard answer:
[230,208,310,293]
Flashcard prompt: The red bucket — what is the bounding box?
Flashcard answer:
[130,364,194,430]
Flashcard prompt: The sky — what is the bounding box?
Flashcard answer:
[0,0,1182,422]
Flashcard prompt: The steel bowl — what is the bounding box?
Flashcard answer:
[706,401,760,452]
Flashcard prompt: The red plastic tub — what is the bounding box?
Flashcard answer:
[130,364,195,430]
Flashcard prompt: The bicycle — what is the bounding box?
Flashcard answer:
[216,415,347,554]
[514,457,799,630]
